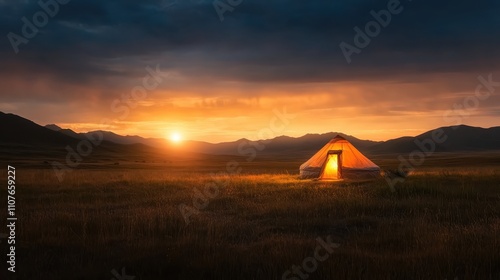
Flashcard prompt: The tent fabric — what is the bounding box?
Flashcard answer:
[299,135,380,179]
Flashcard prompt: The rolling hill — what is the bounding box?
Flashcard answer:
[0,112,79,147]
[43,124,380,156]
[2,112,500,160]
[0,112,168,162]
[46,124,500,156]
[368,125,500,154]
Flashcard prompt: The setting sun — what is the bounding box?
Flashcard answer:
[170,132,182,143]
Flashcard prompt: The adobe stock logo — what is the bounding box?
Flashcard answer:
[7,0,71,54]
[339,0,411,64]
[282,236,340,280]
[213,0,243,22]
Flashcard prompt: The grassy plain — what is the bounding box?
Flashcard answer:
[1,153,500,280]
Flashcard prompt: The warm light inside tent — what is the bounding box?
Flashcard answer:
[321,154,339,179]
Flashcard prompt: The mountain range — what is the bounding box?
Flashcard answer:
[1,111,500,160]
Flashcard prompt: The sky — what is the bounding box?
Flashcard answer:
[1,0,500,143]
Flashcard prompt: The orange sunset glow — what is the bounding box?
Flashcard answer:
[1,0,499,143]
[2,1,500,279]
[2,75,499,143]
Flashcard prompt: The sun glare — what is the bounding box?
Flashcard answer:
[170,132,182,143]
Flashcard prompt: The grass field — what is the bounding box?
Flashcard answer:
[1,156,500,280]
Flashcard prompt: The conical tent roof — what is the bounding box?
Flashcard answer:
[299,135,380,179]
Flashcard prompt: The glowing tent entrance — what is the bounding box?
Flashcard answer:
[300,135,380,180]
[320,151,341,180]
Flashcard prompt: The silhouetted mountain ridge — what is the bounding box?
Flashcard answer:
[1,112,499,157]
[50,123,500,155]
[0,112,167,161]
[369,125,500,154]
[0,112,78,146]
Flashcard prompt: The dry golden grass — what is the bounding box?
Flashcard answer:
[1,166,500,279]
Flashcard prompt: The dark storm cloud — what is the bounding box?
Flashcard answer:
[1,0,500,88]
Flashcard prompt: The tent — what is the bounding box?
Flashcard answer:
[299,135,380,180]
